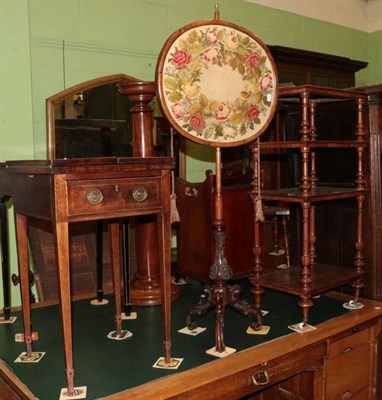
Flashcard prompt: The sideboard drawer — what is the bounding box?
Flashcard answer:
[169,342,326,400]
[341,386,371,399]
[325,343,371,399]
[328,327,370,359]
[67,177,161,216]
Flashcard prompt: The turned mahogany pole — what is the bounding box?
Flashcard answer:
[214,148,223,222]
[119,81,180,305]
[299,201,313,325]
[300,92,310,142]
[309,101,317,140]
[352,97,366,302]
[309,205,317,267]
[250,143,264,308]
[353,194,365,302]
[212,147,227,353]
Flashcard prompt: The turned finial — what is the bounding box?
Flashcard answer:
[214,1,220,20]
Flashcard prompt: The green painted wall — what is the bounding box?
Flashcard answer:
[0,1,34,161]
[1,0,36,311]
[368,30,382,84]
[1,0,381,309]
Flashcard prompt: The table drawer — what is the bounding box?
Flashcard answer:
[67,177,161,216]
[325,343,371,399]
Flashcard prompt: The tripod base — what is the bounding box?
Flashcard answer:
[187,282,262,353]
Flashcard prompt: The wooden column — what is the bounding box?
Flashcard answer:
[119,81,180,305]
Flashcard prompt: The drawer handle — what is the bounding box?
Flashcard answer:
[250,370,269,386]
[87,188,103,205]
[132,186,148,202]
[341,390,352,399]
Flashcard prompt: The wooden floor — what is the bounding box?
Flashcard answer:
[0,279,352,399]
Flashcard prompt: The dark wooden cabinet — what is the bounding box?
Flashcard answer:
[356,85,382,302]
[268,45,367,89]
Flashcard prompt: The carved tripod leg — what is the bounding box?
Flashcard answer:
[186,286,214,330]
[214,288,225,353]
[229,284,262,331]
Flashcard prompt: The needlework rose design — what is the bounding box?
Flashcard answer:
[161,24,276,145]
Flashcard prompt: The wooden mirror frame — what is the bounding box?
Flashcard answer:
[46,73,139,160]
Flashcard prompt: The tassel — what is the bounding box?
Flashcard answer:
[255,196,264,223]
[170,193,181,223]
[254,138,264,223]
[169,126,180,224]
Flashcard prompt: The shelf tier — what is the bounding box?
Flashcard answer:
[255,263,365,297]
[259,140,366,150]
[278,84,366,100]
[257,186,364,203]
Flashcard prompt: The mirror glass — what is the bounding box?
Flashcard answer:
[46,74,139,160]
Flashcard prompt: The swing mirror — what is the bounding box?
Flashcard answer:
[46,73,140,160]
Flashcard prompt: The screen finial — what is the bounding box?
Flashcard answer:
[214,1,220,20]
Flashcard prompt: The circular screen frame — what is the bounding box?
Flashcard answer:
[156,20,278,148]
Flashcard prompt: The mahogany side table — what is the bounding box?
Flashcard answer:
[7,157,174,396]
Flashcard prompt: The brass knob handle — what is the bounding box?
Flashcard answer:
[132,186,148,202]
[12,270,37,286]
[11,273,19,286]
[250,370,270,386]
[87,188,103,204]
